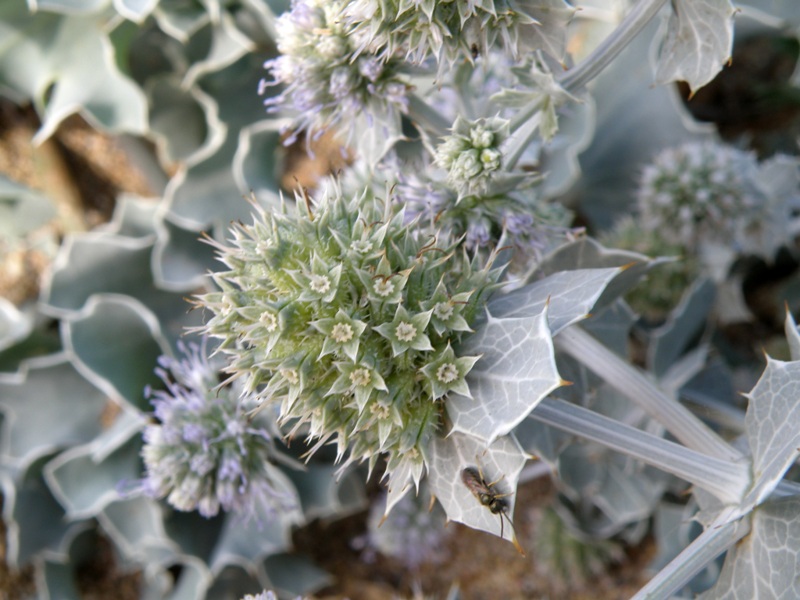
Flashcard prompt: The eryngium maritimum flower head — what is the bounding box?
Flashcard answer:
[141,340,294,519]
[637,141,765,249]
[197,186,500,488]
[262,0,409,143]
[345,0,574,67]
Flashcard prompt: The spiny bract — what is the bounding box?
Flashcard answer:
[198,187,500,491]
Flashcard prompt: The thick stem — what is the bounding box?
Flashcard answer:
[631,518,750,600]
[504,110,542,171]
[531,398,750,504]
[558,0,670,93]
[407,93,450,139]
[556,326,744,463]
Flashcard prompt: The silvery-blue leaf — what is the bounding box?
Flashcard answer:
[113,0,157,22]
[183,14,255,87]
[0,174,57,238]
[428,432,528,545]
[28,0,107,14]
[98,496,178,566]
[740,357,800,508]
[698,497,800,599]
[520,0,575,62]
[582,299,637,358]
[63,295,169,410]
[448,304,562,443]
[41,219,197,341]
[1,461,75,566]
[567,19,712,231]
[165,54,276,230]
[38,560,82,600]
[36,525,111,599]
[205,565,264,600]
[487,266,624,334]
[0,7,148,142]
[147,77,210,164]
[654,0,736,94]
[162,557,212,600]
[785,311,800,362]
[208,466,303,575]
[650,502,720,596]
[44,434,143,520]
[264,553,333,598]
[538,94,596,199]
[647,278,716,378]
[232,119,283,208]
[101,194,159,239]
[285,464,367,521]
[153,216,216,291]
[42,234,156,314]
[0,298,32,354]
[152,0,210,42]
[163,509,224,561]
[0,354,108,469]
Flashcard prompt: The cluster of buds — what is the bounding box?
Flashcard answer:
[434,116,509,198]
[198,187,500,491]
[140,340,295,520]
[262,0,409,143]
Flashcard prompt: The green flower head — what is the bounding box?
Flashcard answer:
[197,186,500,489]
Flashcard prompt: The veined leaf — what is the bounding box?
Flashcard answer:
[654,0,736,94]
[428,432,528,545]
[448,304,563,443]
[698,497,800,599]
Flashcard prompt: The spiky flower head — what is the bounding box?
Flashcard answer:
[197,186,500,493]
[637,141,766,250]
[434,116,509,198]
[140,340,295,520]
[345,0,574,68]
[262,0,410,143]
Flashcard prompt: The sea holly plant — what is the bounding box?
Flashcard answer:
[2,0,800,597]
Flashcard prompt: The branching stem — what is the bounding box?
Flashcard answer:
[556,326,744,462]
[558,0,670,93]
[531,398,750,504]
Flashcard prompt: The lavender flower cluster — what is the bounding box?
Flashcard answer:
[140,340,295,520]
[261,0,410,144]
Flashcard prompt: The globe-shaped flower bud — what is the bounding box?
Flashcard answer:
[197,187,500,493]
[434,116,510,198]
[637,141,765,249]
[262,0,409,143]
[140,340,296,520]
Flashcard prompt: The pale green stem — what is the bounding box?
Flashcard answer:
[558,0,670,93]
[505,0,669,167]
[407,93,450,139]
[503,110,542,171]
[556,326,744,463]
[631,518,750,600]
[532,398,750,504]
